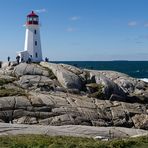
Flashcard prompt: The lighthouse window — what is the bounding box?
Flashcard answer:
[34,30,37,34]
[33,18,37,21]
[36,52,38,58]
[29,17,33,21]
[35,41,37,46]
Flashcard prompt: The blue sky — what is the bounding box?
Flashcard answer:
[0,0,148,61]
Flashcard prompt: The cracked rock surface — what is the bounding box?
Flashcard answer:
[0,123,148,138]
[0,62,148,135]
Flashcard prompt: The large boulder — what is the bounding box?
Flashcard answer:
[59,64,83,75]
[13,63,49,77]
[89,70,126,99]
[16,75,55,91]
[96,71,148,96]
[40,62,82,90]
[87,70,148,102]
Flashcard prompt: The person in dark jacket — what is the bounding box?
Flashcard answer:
[7,56,10,62]
[16,55,20,64]
[45,57,49,62]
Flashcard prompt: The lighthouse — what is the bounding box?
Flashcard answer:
[18,11,42,62]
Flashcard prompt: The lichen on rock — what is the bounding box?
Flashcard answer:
[0,62,148,131]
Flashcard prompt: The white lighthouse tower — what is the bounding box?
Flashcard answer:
[18,11,42,62]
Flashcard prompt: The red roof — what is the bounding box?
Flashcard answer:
[27,11,38,17]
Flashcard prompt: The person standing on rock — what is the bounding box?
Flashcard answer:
[7,56,11,66]
[45,57,49,62]
[7,56,10,62]
[21,57,24,63]
[27,55,32,64]
[16,55,20,64]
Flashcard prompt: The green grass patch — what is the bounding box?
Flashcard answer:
[42,66,56,80]
[0,78,16,86]
[0,87,26,97]
[0,135,147,148]
[34,63,56,80]
[87,83,104,98]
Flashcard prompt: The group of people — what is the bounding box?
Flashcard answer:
[7,56,49,65]
[8,56,20,64]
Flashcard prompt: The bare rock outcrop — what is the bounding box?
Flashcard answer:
[0,92,147,130]
[40,62,82,90]
[16,75,54,91]
[0,62,148,131]
[13,63,49,77]
[0,123,148,139]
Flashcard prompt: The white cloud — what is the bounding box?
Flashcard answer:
[128,21,137,27]
[66,27,77,32]
[70,16,80,21]
[34,9,47,13]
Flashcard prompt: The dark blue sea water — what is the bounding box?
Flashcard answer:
[52,61,148,79]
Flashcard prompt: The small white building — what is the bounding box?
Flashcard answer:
[18,11,43,62]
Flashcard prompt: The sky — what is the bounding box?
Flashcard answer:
[0,0,148,61]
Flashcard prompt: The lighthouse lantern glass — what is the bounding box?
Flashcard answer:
[27,16,38,25]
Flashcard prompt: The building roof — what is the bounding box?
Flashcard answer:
[27,11,38,17]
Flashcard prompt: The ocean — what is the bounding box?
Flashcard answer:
[53,61,148,81]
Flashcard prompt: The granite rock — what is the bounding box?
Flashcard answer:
[0,62,148,131]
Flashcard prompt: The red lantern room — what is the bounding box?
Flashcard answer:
[27,11,39,25]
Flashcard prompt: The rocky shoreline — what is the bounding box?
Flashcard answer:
[0,61,148,137]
